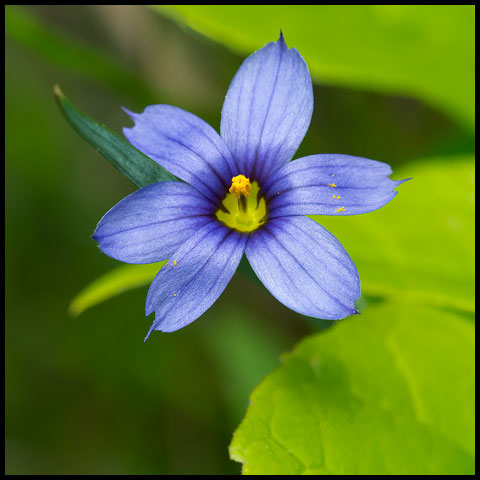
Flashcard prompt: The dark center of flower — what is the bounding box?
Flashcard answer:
[216,175,267,232]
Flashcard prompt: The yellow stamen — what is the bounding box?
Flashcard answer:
[229,175,251,199]
[173,260,177,267]
[336,206,346,213]
[332,195,341,199]
[328,183,337,187]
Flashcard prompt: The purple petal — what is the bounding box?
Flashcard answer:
[246,216,360,319]
[145,221,247,336]
[123,105,238,204]
[263,154,408,217]
[93,182,215,264]
[221,33,313,185]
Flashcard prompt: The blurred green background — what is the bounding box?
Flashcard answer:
[5,5,474,475]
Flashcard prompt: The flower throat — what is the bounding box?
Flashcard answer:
[216,175,267,233]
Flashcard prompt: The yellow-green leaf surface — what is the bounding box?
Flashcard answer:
[314,156,475,311]
[230,303,475,475]
[69,262,165,316]
[156,5,474,129]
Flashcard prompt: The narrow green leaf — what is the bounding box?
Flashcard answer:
[69,262,165,316]
[155,5,474,129]
[230,302,475,474]
[54,85,176,188]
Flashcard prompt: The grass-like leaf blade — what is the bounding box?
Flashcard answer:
[54,85,176,188]
[69,262,166,317]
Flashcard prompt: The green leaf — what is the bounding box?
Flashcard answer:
[5,5,153,103]
[230,302,475,475]
[54,86,176,188]
[155,5,474,129]
[69,262,165,316]
[314,156,474,312]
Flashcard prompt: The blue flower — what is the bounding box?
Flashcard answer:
[93,33,406,339]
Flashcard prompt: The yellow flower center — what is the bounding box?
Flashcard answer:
[216,177,267,233]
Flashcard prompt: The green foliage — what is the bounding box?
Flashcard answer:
[54,86,176,188]
[230,302,475,474]
[156,5,474,129]
[315,156,475,312]
[69,262,165,316]
[5,5,153,103]
[199,305,290,425]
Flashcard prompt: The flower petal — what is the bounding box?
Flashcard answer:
[93,182,215,264]
[123,105,238,204]
[145,221,247,336]
[220,33,313,184]
[246,216,360,319]
[263,154,408,217]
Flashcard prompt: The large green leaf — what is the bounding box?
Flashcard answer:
[69,262,165,316]
[230,302,475,475]
[314,156,474,312]
[155,5,474,129]
[54,86,176,188]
